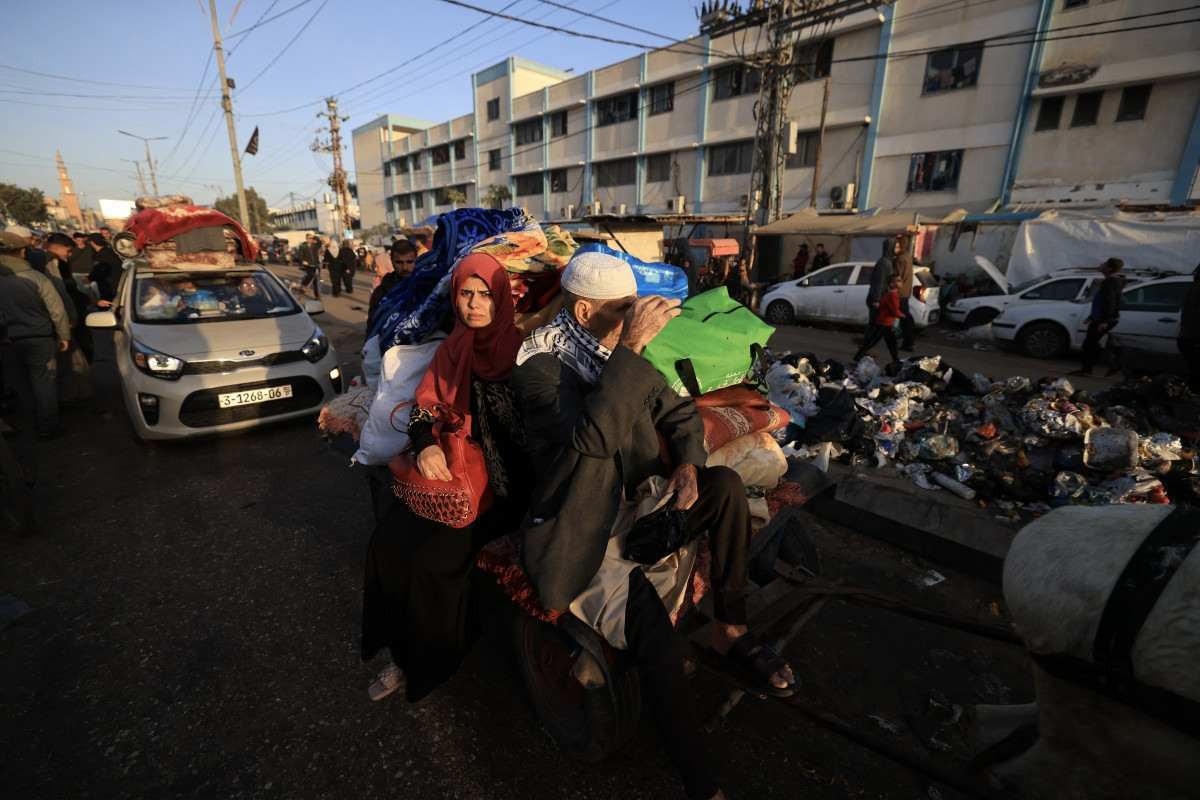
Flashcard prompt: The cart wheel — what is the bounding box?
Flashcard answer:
[512,612,641,763]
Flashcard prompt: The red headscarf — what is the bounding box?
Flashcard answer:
[413,253,524,425]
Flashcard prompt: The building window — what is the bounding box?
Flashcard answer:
[514,118,543,146]
[433,184,468,205]
[453,140,466,160]
[488,148,501,171]
[713,64,762,100]
[794,39,833,82]
[549,168,568,193]
[1035,96,1064,131]
[707,140,754,176]
[486,97,500,121]
[431,145,450,166]
[907,149,963,192]
[595,92,638,126]
[515,173,543,197]
[1116,84,1151,122]
[1071,91,1103,127]
[393,157,409,174]
[1063,0,1087,8]
[550,111,568,137]
[646,152,672,183]
[786,130,819,168]
[649,82,675,115]
[412,192,425,210]
[595,157,636,187]
[410,154,421,172]
[923,42,983,94]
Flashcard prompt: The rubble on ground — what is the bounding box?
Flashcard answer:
[768,350,1199,520]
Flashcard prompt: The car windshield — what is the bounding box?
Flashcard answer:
[133,271,298,324]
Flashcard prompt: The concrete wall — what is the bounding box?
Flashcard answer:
[352,123,387,230]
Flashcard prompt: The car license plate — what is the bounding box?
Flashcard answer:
[218,385,293,408]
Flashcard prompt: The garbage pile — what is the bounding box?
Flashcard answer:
[767,351,1200,519]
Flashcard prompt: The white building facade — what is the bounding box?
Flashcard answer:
[350,0,1200,227]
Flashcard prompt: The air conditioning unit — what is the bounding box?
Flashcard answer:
[829,182,856,209]
[784,120,799,155]
[589,200,602,215]
[612,203,627,215]
[667,195,686,213]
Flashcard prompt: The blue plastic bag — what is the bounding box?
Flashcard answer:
[576,243,689,302]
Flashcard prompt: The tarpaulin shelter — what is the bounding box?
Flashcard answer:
[752,208,957,280]
[1006,209,1200,286]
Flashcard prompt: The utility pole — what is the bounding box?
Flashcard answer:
[118,129,166,196]
[809,75,831,208]
[313,97,351,239]
[208,0,250,228]
[123,158,148,196]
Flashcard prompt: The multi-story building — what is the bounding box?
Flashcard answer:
[270,197,361,237]
[351,0,1200,229]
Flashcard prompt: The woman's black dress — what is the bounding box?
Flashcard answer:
[361,377,530,702]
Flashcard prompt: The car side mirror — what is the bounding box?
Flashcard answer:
[85,310,118,329]
[304,300,325,316]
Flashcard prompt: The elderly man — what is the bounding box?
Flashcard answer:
[0,231,72,439]
[511,251,794,800]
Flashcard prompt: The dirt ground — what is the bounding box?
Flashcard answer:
[1,266,1035,799]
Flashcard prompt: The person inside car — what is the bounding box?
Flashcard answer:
[228,276,272,316]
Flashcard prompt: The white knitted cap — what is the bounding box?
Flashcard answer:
[560,251,638,300]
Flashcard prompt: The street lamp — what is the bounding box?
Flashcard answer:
[117,129,168,197]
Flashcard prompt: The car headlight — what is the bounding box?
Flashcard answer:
[132,340,185,380]
[301,328,329,363]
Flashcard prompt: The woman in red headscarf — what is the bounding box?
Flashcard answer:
[361,253,531,703]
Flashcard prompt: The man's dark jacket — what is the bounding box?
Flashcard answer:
[867,239,893,308]
[1091,274,1126,325]
[510,346,707,611]
[336,246,357,274]
[87,246,122,302]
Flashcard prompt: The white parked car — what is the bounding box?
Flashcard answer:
[991,274,1192,363]
[759,261,940,327]
[87,262,342,440]
[946,256,1169,328]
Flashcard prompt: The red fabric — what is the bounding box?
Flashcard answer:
[122,205,258,261]
[695,385,788,453]
[511,269,563,314]
[874,290,902,326]
[476,535,563,624]
[413,253,524,428]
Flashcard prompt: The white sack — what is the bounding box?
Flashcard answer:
[352,337,444,466]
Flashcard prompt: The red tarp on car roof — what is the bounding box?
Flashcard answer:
[689,238,739,257]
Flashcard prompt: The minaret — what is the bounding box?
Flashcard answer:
[56,151,83,227]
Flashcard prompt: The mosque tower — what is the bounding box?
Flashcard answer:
[55,151,83,227]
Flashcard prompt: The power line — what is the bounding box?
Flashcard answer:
[528,0,714,55]
[235,0,330,94]
[0,63,203,91]
[224,0,321,40]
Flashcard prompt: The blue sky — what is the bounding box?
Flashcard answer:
[0,0,699,211]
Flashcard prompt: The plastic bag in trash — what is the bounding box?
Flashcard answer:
[972,373,993,395]
[917,355,942,374]
[1021,397,1090,439]
[898,462,940,491]
[853,356,881,387]
[1003,376,1033,394]
[856,394,911,421]
[1043,378,1075,398]
[1051,471,1089,504]
[766,360,821,425]
[893,382,935,401]
[1140,432,1184,465]
[917,434,959,461]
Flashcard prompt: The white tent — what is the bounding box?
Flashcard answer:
[1007,209,1200,286]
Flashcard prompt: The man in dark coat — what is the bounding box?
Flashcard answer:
[860,238,896,353]
[297,234,321,299]
[1179,263,1200,392]
[1073,257,1126,376]
[810,242,831,271]
[511,251,794,800]
[84,233,122,304]
[332,239,356,297]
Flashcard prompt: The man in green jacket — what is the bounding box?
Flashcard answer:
[511,251,795,800]
[0,231,72,439]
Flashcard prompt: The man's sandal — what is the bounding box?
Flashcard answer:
[718,634,797,698]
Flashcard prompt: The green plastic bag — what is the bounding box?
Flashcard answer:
[642,287,775,397]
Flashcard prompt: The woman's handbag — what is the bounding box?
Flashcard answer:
[389,409,493,529]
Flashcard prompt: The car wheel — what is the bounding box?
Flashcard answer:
[764,300,796,325]
[1017,322,1070,359]
[964,307,1000,328]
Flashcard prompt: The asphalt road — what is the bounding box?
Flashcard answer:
[1,274,1042,799]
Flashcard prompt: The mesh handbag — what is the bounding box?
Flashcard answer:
[389,409,493,529]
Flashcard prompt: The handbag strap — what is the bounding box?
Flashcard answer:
[673,358,703,398]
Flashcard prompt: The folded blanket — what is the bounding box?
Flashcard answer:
[695,385,789,453]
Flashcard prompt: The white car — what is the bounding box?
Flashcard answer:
[946,257,1169,328]
[759,261,940,327]
[991,274,1192,363]
[87,262,342,440]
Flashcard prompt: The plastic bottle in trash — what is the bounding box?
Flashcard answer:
[931,472,977,500]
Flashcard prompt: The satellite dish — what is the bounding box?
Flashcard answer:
[829,185,844,203]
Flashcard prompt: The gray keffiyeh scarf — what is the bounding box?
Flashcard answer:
[516,308,612,385]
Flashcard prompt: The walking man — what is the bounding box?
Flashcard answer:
[298,234,321,299]
[853,272,904,365]
[84,233,122,305]
[334,239,356,296]
[0,231,72,439]
[1073,257,1125,377]
[811,242,831,272]
[893,235,916,352]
